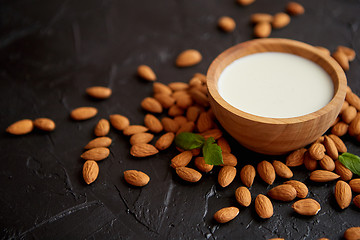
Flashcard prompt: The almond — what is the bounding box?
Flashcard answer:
[349,179,360,192]
[189,88,209,107]
[332,50,349,71]
[335,160,353,181]
[315,136,325,143]
[161,117,180,133]
[235,187,251,207]
[176,121,195,135]
[171,151,193,168]
[341,101,350,113]
[176,167,202,182]
[130,143,159,157]
[86,86,112,99]
[168,105,185,117]
[250,13,273,23]
[200,129,223,140]
[154,93,175,109]
[304,151,318,171]
[155,132,175,150]
[144,114,163,133]
[286,148,306,167]
[344,227,360,240]
[346,91,360,111]
[323,135,338,160]
[168,82,189,91]
[353,195,360,208]
[272,160,293,178]
[94,118,110,137]
[292,198,321,216]
[84,137,112,149]
[175,49,202,67]
[308,142,326,160]
[218,166,236,187]
[81,147,110,161]
[348,114,360,136]
[268,184,297,202]
[186,106,202,122]
[174,116,188,127]
[194,157,213,173]
[172,91,188,101]
[217,137,231,153]
[284,180,308,198]
[218,16,236,32]
[257,160,276,185]
[254,22,271,38]
[335,180,352,209]
[137,65,156,81]
[221,153,237,167]
[196,112,213,133]
[193,73,207,83]
[319,155,335,171]
[153,82,172,95]
[310,170,340,182]
[123,125,148,136]
[6,119,34,135]
[33,118,56,131]
[124,170,150,187]
[331,116,340,127]
[342,106,357,124]
[337,46,356,62]
[213,207,239,223]
[83,160,99,184]
[188,76,202,87]
[286,2,305,16]
[240,165,256,188]
[316,46,331,55]
[129,133,154,145]
[176,94,193,109]
[109,114,130,131]
[237,0,255,6]
[331,121,348,136]
[328,134,347,153]
[141,97,163,113]
[272,12,290,29]
[70,107,98,120]
[255,194,273,219]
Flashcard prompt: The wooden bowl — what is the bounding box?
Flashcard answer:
[207,38,347,155]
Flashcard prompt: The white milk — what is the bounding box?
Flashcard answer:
[217,52,334,118]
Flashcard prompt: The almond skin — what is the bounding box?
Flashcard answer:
[240,165,256,188]
[86,86,112,99]
[168,82,189,91]
[335,180,352,209]
[137,65,156,81]
[176,167,202,182]
[161,117,180,133]
[175,49,202,67]
[255,194,273,219]
[200,129,223,140]
[84,137,112,149]
[155,132,175,150]
[186,106,202,122]
[335,160,353,181]
[331,121,348,137]
[235,187,251,207]
[168,105,185,117]
[308,142,326,160]
[310,170,340,182]
[221,153,238,167]
[286,148,306,167]
[129,133,154,145]
[349,179,360,192]
[328,134,347,153]
[323,136,338,160]
[346,91,360,111]
[304,151,318,171]
[171,151,193,168]
[272,12,290,29]
[348,114,360,136]
[124,170,150,187]
[33,118,56,131]
[344,227,360,240]
[218,16,236,32]
[254,22,271,38]
[123,125,148,136]
[217,137,231,153]
[70,107,98,120]
[353,195,360,208]
[332,50,349,71]
[342,106,357,124]
[189,88,209,107]
[218,166,237,187]
[175,93,193,109]
[316,46,331,55]
[83,160,99,184]
[81,147,110,161]
[94,118,110,137]
[286,2,305,16]
[213,207,239,223]
[319,155,335,171]
[153,82,172,95]
[257,160,276,185]
[292,198,321,216]
[284,180,308,198]
[194,157,213,173]
[237,0,255,6]
[154,93,175,109]
[6,119,34,135]
[250,13,273,23]
[130,143,159,157]
[268,184,297,202]
[144,114,163,133]
[197,112,214,133]
[109,114,130,131]
[141,97,163,113]
[176,121,195,135]
[338,46,356,62]
[272,160,293,178]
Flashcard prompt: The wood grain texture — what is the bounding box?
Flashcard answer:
[207,38,347,155]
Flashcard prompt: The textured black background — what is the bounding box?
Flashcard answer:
[1,0,360,239]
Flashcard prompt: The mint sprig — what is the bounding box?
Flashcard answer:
[175,132,223,165]
[338,152,360,176]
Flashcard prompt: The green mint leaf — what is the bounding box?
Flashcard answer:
[203,137,223,165]
[175,132,205,150]
[338,152,360,176]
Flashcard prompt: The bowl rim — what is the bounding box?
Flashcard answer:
[207,38,347,125]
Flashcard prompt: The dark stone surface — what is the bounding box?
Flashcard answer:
[1,0,360,239]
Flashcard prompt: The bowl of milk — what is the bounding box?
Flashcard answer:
[207,38,347,155]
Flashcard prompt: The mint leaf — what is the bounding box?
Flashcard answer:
[203,137,223,165]
[175,132,205,150]
[338,152,360,176]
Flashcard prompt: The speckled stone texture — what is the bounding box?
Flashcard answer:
[0,0,360,239]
